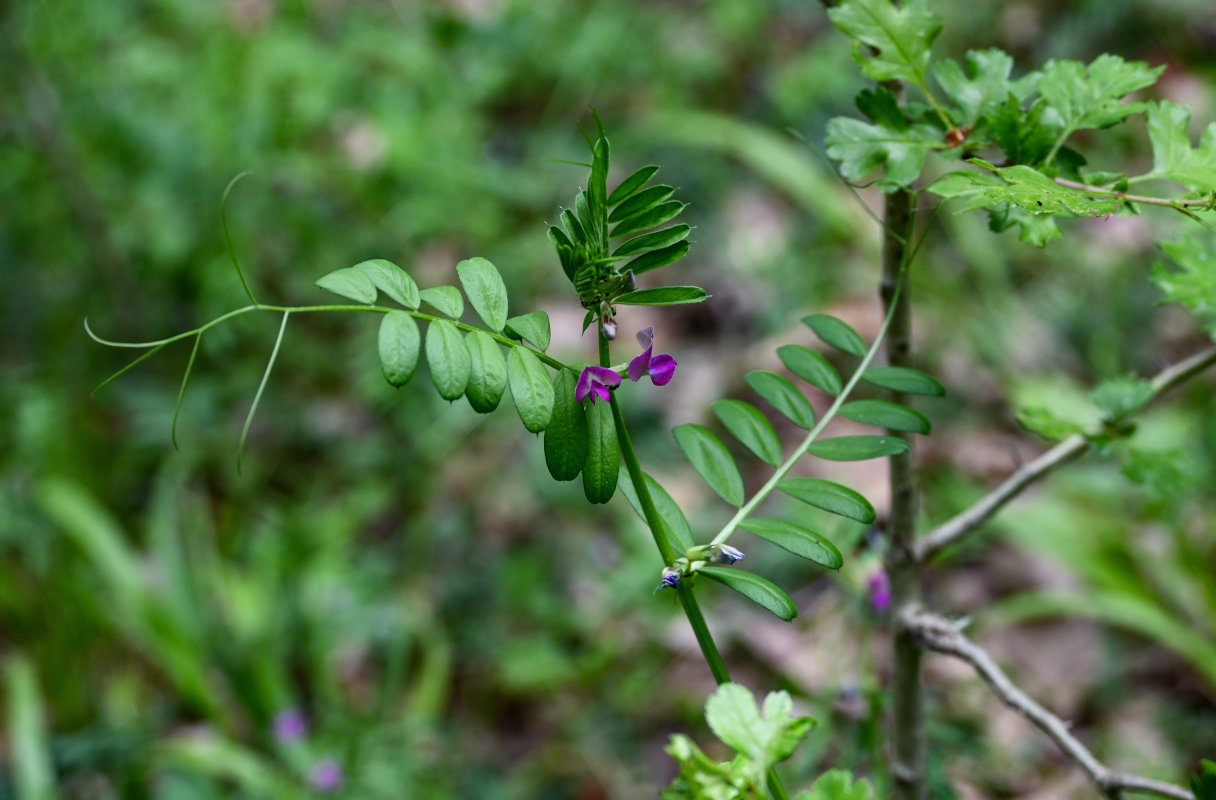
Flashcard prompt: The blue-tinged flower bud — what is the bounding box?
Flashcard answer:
[710,544,746,565]
[602,317,618,340]
[658,567,681,590]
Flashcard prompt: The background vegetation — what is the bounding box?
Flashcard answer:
[3,0,1215,797]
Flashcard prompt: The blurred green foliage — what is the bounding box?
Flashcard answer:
[4,0,1216,797]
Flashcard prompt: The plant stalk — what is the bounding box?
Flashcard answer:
[882,187,924,800]
[598,325,788,800]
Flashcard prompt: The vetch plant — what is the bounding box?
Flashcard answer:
[89,118,930,796]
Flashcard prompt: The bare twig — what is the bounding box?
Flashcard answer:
[904,608,1192,800]
[915,345,1216,562]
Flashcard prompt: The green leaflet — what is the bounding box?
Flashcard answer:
[698,567,797,621]
[802,314,867,357]
[839,399,931,434]
[377,311,421,387]
[624,241,692,275]
[809,435,908,461]
[737,518,843,569]
[617,469,695,554]
[611,224,691,259]
[861,365,945,396]
[582,398,618,504]
[614,286,707,306]
[456,257,509,332]
[464,330,507,413]
[777,478,875,524]
[673,424,744,507]
[607,165,660,206]
[315,267,377,304]
[712,399,781,466]
[419,285,464,319]
[746,371,816,429]
[932,48,1015,129]
[544,370,588,482]
[506,347,554,433]
[609,184,674,223]
[610,200,685,239]
[425,320,470,401]
[354,259,420,309]
[504,311,551,352]
[778,345,842,395]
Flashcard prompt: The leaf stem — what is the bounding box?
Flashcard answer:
[1054,177,1216,209]
[236,311,290,474]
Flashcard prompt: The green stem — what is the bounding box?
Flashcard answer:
[598,324,788,800]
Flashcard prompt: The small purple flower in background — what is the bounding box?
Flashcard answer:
[628,327,677,386]
[309,758,344,793]
[710,544,746,565]
[575,365,622,404]
[867,569,891,612]
[273,708,308,743]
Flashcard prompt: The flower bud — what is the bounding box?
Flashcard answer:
[709,544,746,565]
[658,567,681,590]
[601,317,618,340]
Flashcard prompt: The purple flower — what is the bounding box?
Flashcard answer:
[867,569,891,612]
[628,327,677,386]
[309,758,344,793]
[576,365,622,404]
[272,708,308,743]
[658,567,681,590]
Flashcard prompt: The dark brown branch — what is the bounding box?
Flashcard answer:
[915,345,1216,562]
[904,608,1192,800]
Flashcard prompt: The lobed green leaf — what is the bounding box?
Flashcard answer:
[712,399,782,466]
[698,567,797,621]
[746,371,816,429]
[825,116,942,193]
[738,518,844,569]
[777,477,875,524]
[544,371,588,482]
[419,285,464,319]
[1141,101,1216,193]
[839,399,931,434]
[425,320,471,401]
[315,267,377,304]
[827,0,942,88]
[809,435,908,461]
[506,347,554,433]
[377,311,421,387]
[778,345,842,395]
[803,314,868,357]
[464,330,507,413]
[354,259,420,309]
[456,257,509,332]
[673,424,744,506]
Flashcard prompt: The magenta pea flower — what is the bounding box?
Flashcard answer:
[272,708,308,743]
[309,758,344,793]
[628,327,677,386]
[575,365,622,404]
[867,569,891,612]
